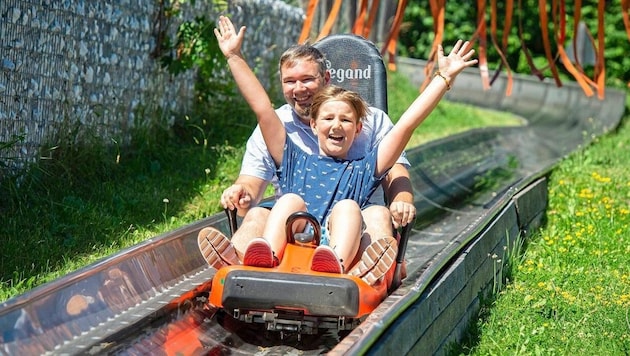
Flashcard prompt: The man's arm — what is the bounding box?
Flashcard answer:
[382,163,416,228]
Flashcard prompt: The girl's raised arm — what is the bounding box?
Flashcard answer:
[376,40,478,176]
[214,16,285,166]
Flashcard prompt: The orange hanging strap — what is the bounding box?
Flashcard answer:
[352,0,369,35]
[299,0,320,44]
[594,0,606,98]
[420,0,445,91]
[362,0,381,38]
[572,0,584,70]
[471,0,491,90]
[518,0,545,80]
[380,0,409,71]
[554,0,565,43]
[556,0,594,96]
[622,0,630,42]
[418,0,444,90]
[502,0,514,52]
[622,0,630,87]
[316,0,344,41]
[572,0,596,87]
[538,0,563,86]
[490,0,513,95]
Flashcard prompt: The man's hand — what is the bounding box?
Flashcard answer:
[220,176,269,216]
[383,164,415,228]
[220,184,253,212]
[389,201,416,229]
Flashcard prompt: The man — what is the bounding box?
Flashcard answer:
[199,29,415,284]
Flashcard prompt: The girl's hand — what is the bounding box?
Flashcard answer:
[437,40,478,83]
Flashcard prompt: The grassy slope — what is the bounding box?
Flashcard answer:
[459,96,630,355]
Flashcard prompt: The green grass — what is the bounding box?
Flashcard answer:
[456,99,630,355]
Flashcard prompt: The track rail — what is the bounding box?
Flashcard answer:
[0,64,625,355]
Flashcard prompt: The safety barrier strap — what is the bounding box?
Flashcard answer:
[363,0,381,38]
[298,0,319,44]
[316,0,344,41]
[623,0,630,87]
[538,0,563,86]
[623,0,630,43]
[352,0,369,35]
[556,0,595,96]
[594,0,606,98]
[472,0,491,90]
[490,0,513,96]
[418,0,444,90]
[380,0,408,71]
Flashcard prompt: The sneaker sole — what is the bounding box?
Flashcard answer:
[311,245,343,274]
[348,237,398,285]
[197,227,240,269]
[243,238,275,268]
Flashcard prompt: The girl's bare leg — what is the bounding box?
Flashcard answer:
[262,193,306,260]
[327,199,363,271]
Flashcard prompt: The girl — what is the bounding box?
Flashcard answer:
[214,15,478,279]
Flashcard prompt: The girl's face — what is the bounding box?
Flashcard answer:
[310,99,362,159]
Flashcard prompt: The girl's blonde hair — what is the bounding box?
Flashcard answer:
[310,85,370,122]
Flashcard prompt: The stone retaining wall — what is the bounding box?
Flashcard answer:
[0,0,303,174]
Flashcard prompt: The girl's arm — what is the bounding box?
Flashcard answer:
[376,40,478,176]
[214,16,285,166]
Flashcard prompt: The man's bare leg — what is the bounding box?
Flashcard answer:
[348,205,398,285]
[230,207,271,260]
[358,205,393,256]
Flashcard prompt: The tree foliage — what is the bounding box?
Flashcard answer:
[397,0,629,88]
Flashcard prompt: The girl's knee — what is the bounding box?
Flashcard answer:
[277,193,306,206]
[242,207,270,223]
[332,199,360,213]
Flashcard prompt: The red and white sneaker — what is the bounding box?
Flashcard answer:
[243,238,277,268]
[310,245,343,274]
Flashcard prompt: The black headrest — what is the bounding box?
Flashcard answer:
[313,34,388,113]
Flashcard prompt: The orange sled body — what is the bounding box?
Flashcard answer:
[209,242,393,334]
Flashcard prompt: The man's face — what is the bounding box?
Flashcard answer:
[280,59,328,120]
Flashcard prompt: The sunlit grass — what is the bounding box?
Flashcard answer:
[460,105,630,355]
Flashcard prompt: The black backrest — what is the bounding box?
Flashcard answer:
[313,34,388,113]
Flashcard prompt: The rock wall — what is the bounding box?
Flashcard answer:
[0,0,303,174]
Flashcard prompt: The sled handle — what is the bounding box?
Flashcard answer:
[390,217,414,292]
[285,211,321,245]
[225,208,239,237]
